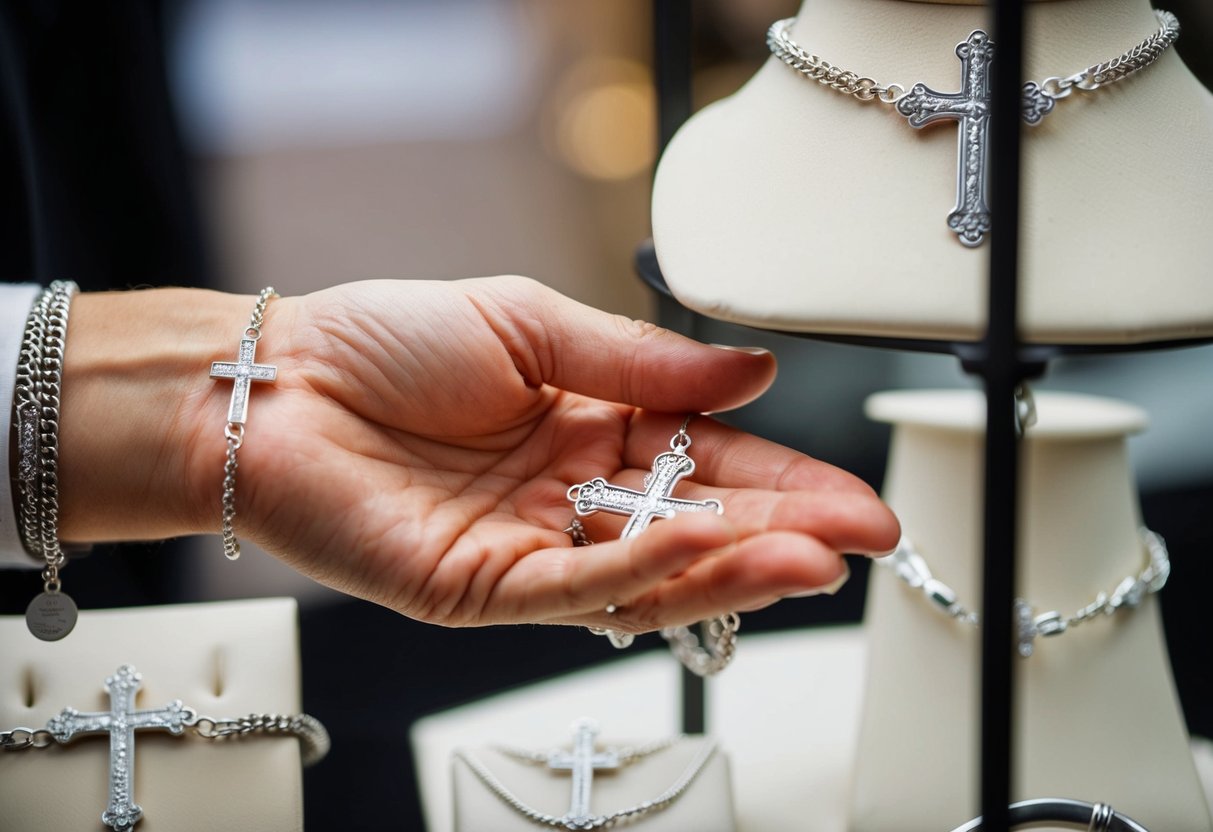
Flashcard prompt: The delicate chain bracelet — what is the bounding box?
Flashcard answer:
[209,288,279,560]
[14,280,81,641]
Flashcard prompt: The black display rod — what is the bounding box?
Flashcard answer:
[651,0,704,737]
[979,0,1028,830]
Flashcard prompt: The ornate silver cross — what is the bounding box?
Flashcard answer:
[895,30,1054,247]
[209,334,278,424]
[546,718,621,828]
[46,665,194,831]
[567,432,722,540]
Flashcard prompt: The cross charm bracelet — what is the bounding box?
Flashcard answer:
[0,665,330,831]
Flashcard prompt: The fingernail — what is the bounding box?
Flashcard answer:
[785,563,851,598]
[709,343,771,356]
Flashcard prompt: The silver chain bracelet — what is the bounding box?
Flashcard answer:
[14,280,81,640]
[767,10,1179,246]
[877,528,1170,657]
[0,665,329,832]
[209,287,279,560]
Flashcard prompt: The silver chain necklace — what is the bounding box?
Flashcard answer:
[566,417,740,677]
[456,718,717,831]
[767,10,1180,247]
[878,528,1170,657]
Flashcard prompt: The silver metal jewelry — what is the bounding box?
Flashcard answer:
[15,280,81,640]
[877,528,1170,657]
[767,10,1180,247]
[209,287,279,560]
[455,717,717,831]
[565,417,741,675]
[0,665,329,832]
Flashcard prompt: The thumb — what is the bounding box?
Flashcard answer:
[476,276,776,412]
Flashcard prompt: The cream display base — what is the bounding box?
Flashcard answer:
[0,598,304,832]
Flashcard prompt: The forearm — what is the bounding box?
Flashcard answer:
[56,288,274,543]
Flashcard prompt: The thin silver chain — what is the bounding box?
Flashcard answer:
[495,735,679,767]
[14,281,78,591]
[767,9,1179,105]
[454,740,718,831]
[219,287,278,560]
[1,710,329,767]
[878,528,1170,657]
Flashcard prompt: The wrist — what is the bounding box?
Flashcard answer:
[58,287,282,543]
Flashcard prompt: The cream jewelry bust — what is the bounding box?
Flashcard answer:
[853,390,1211,831]
[651,0,1213,344]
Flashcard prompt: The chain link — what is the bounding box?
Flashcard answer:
[660,613,740,678]
[768,10,1178,106]
[189,712,330,767]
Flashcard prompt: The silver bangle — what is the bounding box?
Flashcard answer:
[208,288,279,560]
[0,665,329,832]
[15,280,81,641]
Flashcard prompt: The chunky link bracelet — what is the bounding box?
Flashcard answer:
[767,10,1179,247]
[14,280,81,641]
[877,528,1170,657]
[0,665,329,832]
[209,288,279,560]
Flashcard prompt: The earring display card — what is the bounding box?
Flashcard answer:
[0,598,304,832]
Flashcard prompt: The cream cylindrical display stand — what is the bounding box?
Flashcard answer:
[652,0,1213,343]
[0,598,305,832]
[851,390,1210,830]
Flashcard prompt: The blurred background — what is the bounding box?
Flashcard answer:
[2,1,1210,828]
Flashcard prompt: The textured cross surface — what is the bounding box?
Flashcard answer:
[547,719,621,826]
[569,448,723,540]
[46,665,193,831]
[210,337,278,424]
[895,30,1054,247]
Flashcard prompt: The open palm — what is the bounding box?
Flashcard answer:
[217,277,899,631]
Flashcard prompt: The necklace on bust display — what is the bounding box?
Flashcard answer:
[767,10,1180,247]
[456,718,717,831]
[877,528,1170,657]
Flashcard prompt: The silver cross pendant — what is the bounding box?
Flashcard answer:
[567,429,722,540]
[895,30,1055,247]
[545,718,621,829]
[45,666,195,831]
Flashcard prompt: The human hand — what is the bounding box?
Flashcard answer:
[61,278,899,631]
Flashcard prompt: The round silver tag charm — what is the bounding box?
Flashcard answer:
[25,591,78,641]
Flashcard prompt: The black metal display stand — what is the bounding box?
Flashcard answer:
[646,1,1210,830]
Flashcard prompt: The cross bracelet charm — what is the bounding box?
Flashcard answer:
[209,287,279,560]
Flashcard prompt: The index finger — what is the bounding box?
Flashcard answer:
[622,411,879,497]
